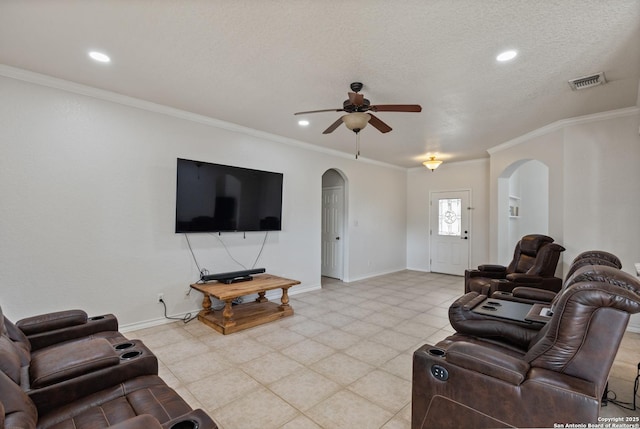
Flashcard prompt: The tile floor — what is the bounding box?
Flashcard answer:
[128,270,640,429]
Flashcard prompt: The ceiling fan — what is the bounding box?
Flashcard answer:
[294,82,422,135]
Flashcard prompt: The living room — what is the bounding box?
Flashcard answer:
[1,2,640,428]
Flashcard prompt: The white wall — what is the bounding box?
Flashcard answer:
[488,107,640,330]
[0,72,407,327]
[489,129,565,263]
[406,159,490,273]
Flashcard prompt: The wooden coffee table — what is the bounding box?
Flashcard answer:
[190,274,300,334]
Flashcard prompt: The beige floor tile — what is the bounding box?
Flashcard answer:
[306,390,394,429]
[153,339,211,365]
[268,368,341,411]
[251,328,306,349]
[312,328,361,350]
[380,353,414,381]
[344,339,401,367]
[131,325,193,349]
[187,368,260,410]
[381,417,411,429]
[348,369,412,413]
[281,338,335,365]
[212,387,298,429]
[240,351,304,384]
[393,319,439,339]
[288,319,332,337]
[280,414,323,429]
[216,337,274,364]
[310,352,374,385]
[166,350,230,384]
[369,329,422,352]
[364,311,404,329]
[340,319,384,337]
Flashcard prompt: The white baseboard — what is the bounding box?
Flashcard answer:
[345,267,407,283]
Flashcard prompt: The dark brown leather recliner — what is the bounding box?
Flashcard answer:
[464,234,565,296]
[0,368,217,429]
[449,264,635,349]
[412,272,640,428]
[0,306,158,413]
[492,249,622,305]
[0,306,218,428]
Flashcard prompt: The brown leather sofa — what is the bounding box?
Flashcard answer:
[464,234,565,296]
[1,307,218,429]
[412,267,640,428]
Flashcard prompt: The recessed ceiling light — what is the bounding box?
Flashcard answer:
[298,120,310,126]
[89,51,111,63]
[496,50,517,62]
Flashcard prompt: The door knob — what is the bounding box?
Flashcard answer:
[336,237,340,240]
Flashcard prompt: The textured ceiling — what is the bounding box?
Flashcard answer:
[1,0,639,167]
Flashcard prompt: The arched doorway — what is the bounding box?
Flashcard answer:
[497,159,549,263]
[321,169,348,280]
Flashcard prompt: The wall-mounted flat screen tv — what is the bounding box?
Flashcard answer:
[175,158,283,233]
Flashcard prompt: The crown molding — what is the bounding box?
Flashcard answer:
[0,64,404,171]
[487,106,640,155]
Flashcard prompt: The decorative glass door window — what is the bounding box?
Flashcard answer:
[438,198,462,236]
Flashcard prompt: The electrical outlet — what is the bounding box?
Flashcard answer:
[157,293,164,303]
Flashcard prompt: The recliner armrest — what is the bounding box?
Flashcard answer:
[16,310,89,335]
[23,314,119,351]
[477,264,507,272]
[512,287,557,302]
[445,341,530,385]
[505,273,543,284]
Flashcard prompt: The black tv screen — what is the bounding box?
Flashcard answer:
[175,158,283,233]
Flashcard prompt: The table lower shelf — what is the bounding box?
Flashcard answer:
[197,301,294,335]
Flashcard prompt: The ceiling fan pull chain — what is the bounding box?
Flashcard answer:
[355,132,360,159]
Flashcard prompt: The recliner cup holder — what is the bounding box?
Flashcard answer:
[427,348,446,357]
[170,420,199,429]
[120,350,142,360]
[114,342,135,350]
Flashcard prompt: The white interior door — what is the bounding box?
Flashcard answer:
[321,187,344,279]
[430,190,470,275]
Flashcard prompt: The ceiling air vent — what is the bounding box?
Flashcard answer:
[568,72,606,91]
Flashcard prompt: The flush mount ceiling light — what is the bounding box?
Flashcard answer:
[496,50,517,62]
[88,51,111,63]
[297,119,310,126]
[423,156,443,172]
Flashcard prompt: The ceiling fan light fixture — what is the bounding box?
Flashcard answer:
[342,112,370,133]
[423,156,443,171]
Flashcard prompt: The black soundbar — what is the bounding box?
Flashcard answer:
[201,268,266,284]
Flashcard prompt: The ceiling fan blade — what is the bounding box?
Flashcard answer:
[323,117,344,134]
[368,114,392,133]
[294,108,344,115]
[348,92,365,106]
[370,104,422,112]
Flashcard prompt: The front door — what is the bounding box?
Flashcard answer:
[430,190,471,275]
[321,186,344,279]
